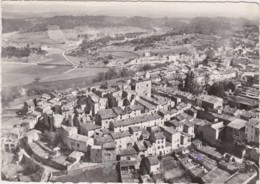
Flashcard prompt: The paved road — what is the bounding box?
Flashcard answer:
[62,50,76,66]
[62,40,82,66]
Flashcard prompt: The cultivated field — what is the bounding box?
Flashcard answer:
[2,31,56,46]
[2,63,71,87]
[99,50,139,59]
[2,55,51,64]
[75,26,147,37]
[47,25,67,43]
[42,67,108,82]
[45,53,71,65]
[2,62,107,87]
[62,29,79,41]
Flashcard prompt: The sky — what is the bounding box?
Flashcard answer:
[2,1,259,21]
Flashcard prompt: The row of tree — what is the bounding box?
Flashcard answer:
[92,68,134,83]
[139,63,168,72]
[2,45,46,58]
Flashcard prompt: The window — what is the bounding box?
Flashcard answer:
[77,143,80,148]
[158,146,160,149]
[105,153,111,157]
[127,157,131,160]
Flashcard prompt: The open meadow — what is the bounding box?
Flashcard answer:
[2,31,56,46]
[99,50,139,59]
[2,62,71,87]
[42,67,108,82]
[45,53,71,65]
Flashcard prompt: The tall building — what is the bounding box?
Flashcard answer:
[131,73,152,97]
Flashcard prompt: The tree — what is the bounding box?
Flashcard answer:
[107,55,113,59]
[204,47,215,60]
[225,81,236,92]
[204,73,210,87]
[16,102,29,116]
[184,70,202,95]
[140,166,148,175]
[141,64,152,71]
[103,60,109,65]
[247,76,254,87]
[233,130,247,146]
[34,77,41,83]
[106,68,118,79]
[208,83,226,98]
[121,68,134,77]
[44,130,61,148]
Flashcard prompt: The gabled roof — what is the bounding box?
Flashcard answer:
[112,114,162,128]
[197,94,223,104]
[103,141,116,149]
[247,118,259,126]
[162,126,179,135]
[167,119,184,128]
[222,106,239,115]
[95,135,114,145]
[129,126,142,132]
[112,107,125,115]
[144,140,152,148]
[110,131,131,139]
[152,133,166,140]
[81,123,101,131]
[135,141,147,152]
[69,134,90,142]
[241,111,256,118]
[227,119,247,130]
[120,148,137,156]
[183,120,194,127]
[147,156,160,165]
[128,105,143,111]
[97,109,117,120]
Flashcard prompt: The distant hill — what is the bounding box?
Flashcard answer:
[2,15,258,34]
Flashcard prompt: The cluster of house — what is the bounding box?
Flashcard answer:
[2,68,259,182]
[127,50,206,66]
[173,140,258,184]
[129,53,242,91]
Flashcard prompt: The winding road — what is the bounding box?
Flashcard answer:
[62,47,78,66]
[61,40,83,73]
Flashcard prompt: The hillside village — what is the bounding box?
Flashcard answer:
[2,50,259,182]
[1,2,260,184]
